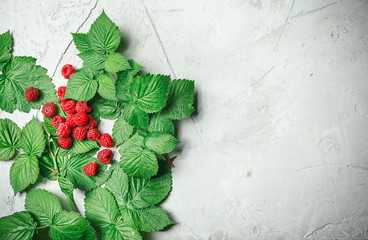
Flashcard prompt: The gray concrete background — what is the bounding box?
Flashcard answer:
[1,0,368,239]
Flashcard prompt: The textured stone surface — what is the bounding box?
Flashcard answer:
[1,0,368,239]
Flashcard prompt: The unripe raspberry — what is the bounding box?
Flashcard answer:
[97,149,112,164]
[65,114,77,128]
[83,162,98,176]
[57,86,69,102]
[60,100,76,114]
[58,137,73,149]
[24,87,40,102]
[87,128,101,141]
[85,115,97,129]
[61,64,76,79]
[72,127,88,141]
[99,133,114,147]
[42,102,58,119]
[76,101,92,113]
[74,113,89,126]
[51,115,65,128]
[56,123,71,138]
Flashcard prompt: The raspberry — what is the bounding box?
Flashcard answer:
[76,101,92,113]
[56,123,71,138]
[42,102,58,119]
[60,100,76,114]
[72,127,88,141]
[51,115,65,128]
[24,87,40,102]
[57,86,69,102]
[83,162,98,176]
[97,149,112,164]
[65,114,77,128]
[74,113,89,126]
[85,115,97,129]
[99,133,114,147]
[61,64,76,79]
[87,128,101,141]
[58,137,73,149]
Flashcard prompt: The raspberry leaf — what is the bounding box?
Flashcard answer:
[43,116,57,136]
[68,139,99,155]
[25,189,63,227]
[123,103,149,130]
[0,211,36,240]
[104,52,130,74]
[144,132,179,154]
[102,221,142,240]
[112,116,134,146]
[105,162,130,210]
[0,30,12,71]
[71,33,90,52]
[65,68,98,102]
[38,153,57,181]
[79,50,106,70]
[149,114,175,136]
[10,154,39,194]
[89,94,122,121]
[97,73,118,101]
[58,177,74,198]
[21,117,46,157]
[0,118,21,161]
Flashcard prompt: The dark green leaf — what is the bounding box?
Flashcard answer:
[0,30,12,71]
[123,103,148,130]
[0,211,36,240]
[89,94,122,120]
[38,153,57,181]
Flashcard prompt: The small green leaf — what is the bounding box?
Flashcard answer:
[104,52,130,73]
[20,118,45,157]
[43,116,57,136]
[78,50,106,70]
[0,211,36,240]
[118,134,144,156]
[97,73,118,101]
[0,118,21,161]
[58,177,74,198]
[25,189,63,227]
[127,59,144,76]
[65,68,98,102]
[0,30,12,71]
[68,139,99,154]
[105,163,130,210]
[116,71,133,105]
[89,94,122,120]
[123,103,149,130]
[72,33,91,52]
[38,153,57,181]
[112,115,134,146]
[10,154,39,194]
[149,114,174,136]
[102,221,142,240]
[144,132,179,154]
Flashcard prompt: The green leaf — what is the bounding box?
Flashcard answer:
[21,117,46,157]
[72,33,91,52]
[10,154,39,194]
[0,56,57,113]
[123,103,149,130]
[49,211,97,240]
[149,114,174,136]
[97,73,118,101]
[102,221,142,240]
[89,94,122,120]
[0,211,36,240]
[65,68,98,101]
[119,145,158,179]
[58,177,74,198]
[0,118,21,161]
[25,189,63,227]
[38,153,57,181]
[105,163,130,210]
[116,71,133,105]
[127,59,143,76]
[112,115,134,146]
[43,116,57,136]
[0,30,12,71]
[144,132,179,154]
[78,50,106,70]
[130,74,169,113]
[104,52,130,73]
[161,79,195,120]
[68,139,99,154]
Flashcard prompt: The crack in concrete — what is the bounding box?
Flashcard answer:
[290,2,337,19]
[251,65,275,87]
[273,0,296,51]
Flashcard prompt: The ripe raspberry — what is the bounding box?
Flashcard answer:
[57,86,69,102]
[60,100,76,114]
[74,113,89,126]
[61,64,76,79]
[56,123,71,138]
[97,149,112,164]
[24,87,40,102]
[72,127,88,141]
[83,162,98,176]
[65,114,77,128]
[85,115,97,129]
[51,115,65,128]
[75,101,92,113]
[99,133,114,147]
[87,128,101,141]
[42,102,58,119]
[58,137,73,149]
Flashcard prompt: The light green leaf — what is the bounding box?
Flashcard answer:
[25,189,63,227]
[97,73,118,101]
[102,221,142,240]
[149,114,174,136]
[112,115,134,146]
[104,52,130,73]
[161,79,195,120]
[0,118,21,161]
[65,68,98,102]
[0,30,12,71]
[89,94,122,120]
[38,153,57,181]
[21,117,45,157]
[144,132,179,154]
[10,154,39,194]
[72,33,91,52]
[127,59,143,76]
[78,50,106,70]
[123,103,149,130]
[130,74,169,113]
[68,139,99,154]
[58,177,74,198]
[43,116,57,136]
[0,211,36,240]
[105,163,130,210]
[118,135,144,156]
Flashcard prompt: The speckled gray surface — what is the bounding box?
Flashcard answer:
[1,0,368,239]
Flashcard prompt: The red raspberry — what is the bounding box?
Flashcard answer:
[87,128,101,141]
[83,162,98,176]
[65,114,77,128]
[56,123,71,138]
[42,102,58,119]
[60,100,76,114]
[72,127,88,141]
[24,87,40,102]
[97,149,112,164]
[61,64,76,79]
[51,115,65,128]
[58,137,73,149]
[74,113,89,126]
[75,101,92,113]
[85,115,97,129]
[99,133,114,147]
[57,86,69,102]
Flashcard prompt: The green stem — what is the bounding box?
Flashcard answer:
[66,195,79,213]
[36,225,50,230]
